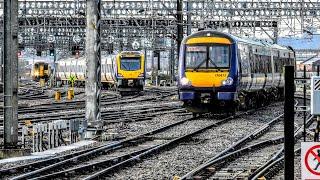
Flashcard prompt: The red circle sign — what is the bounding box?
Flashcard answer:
[305,145,320,176]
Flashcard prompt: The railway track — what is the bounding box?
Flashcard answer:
[248,116,315,179]
[0,89,170,115]
[0,89,178,139]
[1,106,264,179]
[3,102,284,179]
[179,102,313,179]
[0,89,176,122]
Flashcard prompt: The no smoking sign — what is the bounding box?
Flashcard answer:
[302,142,320,179]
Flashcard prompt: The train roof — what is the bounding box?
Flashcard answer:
[184,30,293,52]
[119,51,143,56]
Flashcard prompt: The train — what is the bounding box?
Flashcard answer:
[31,62,51,81]
[56,51,145,95]
[178,30,295,116]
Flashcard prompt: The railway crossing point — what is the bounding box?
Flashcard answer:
[301,142,320,179]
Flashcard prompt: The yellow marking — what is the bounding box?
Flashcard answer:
[172,176,181,180]
[117,54,145,79]
[25,120,32,126]
[185,71,229,87]
[258,177,266,180]
[186,37,231,45]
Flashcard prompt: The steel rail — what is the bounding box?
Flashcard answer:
[7,116,196,179]
[82,109,262,180]
[249,115,314,179]
[180,114,285,179]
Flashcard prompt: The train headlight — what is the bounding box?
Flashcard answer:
[117,73,123,77]
[180,77,191,86]
[222,77,233,86]
[138,73,144,77]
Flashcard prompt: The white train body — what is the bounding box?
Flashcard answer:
[56,55,116,86]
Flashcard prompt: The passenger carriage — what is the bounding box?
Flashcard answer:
[178,30,295,116]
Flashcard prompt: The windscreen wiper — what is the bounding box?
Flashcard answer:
[122,63,129,70]
[192,59,207,71]
[208,58,218,68]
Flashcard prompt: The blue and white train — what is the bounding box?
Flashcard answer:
[178,30,295,115]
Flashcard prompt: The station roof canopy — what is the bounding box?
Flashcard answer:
[278,35,320,51]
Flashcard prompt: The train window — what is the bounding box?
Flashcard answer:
[249,54,255,73]
[208,46,230,68]
[120,57,141,71]
[185,46,207,69]
[267,56,272,73]
[238,44,250,75]
[185,45,230,70]
[238,43,254,74]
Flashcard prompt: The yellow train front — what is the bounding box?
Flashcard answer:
[178,30,295,116]
[31,62,51,81]
[116,51,145,95]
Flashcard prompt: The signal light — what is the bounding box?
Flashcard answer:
[49,50,54,56]
[49,43,54,56]
[18,51,22,57]
[36,50,42,56]
[72,45,80,55]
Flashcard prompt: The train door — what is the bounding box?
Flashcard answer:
[238,43,251,91]
[249,45,257,90]
[265,48,273,89]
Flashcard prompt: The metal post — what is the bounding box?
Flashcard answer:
[284,65,294,180]
[0,48,3,83]
[3,0,19,148]
[177,0,183,59]
[315,116,320,142]
[170,39,175,84]
[303,66,306,141]
[85,0,101,127]
[273,24,279,44]
[50,46,57,88]
[186,0,192,36]
[156,51,160,86]
[317,65,320,76]
[151,51,154,85]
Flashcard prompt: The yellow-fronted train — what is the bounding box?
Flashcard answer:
[178,30,295,116]
[56,51,145,96]
[31,62,51,81]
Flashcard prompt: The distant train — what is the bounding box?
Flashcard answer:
[116,51,145,94]
[178,30,295,116]
[56,51,145,94]
[31,62,51,81]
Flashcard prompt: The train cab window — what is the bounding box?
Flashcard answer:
[208,46,230,68]
[185,46,207,69]
[120,57,141,71]
[185,45,230,70]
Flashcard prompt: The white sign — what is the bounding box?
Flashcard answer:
[132,40,140,50]
[73,35,81,43]
[18,35,23,44]
[107,35,114,43]
[301,142,320,180]
[47,35,55,43]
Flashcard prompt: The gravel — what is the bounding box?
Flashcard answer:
[106,104,285,179]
